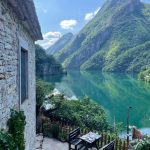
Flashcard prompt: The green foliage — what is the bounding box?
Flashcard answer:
[43,123,60,139]
[35,44,65,76]
[142,3,150,22]
[54,1,150,73]
[131,136,150,150]
[103,41,150,73]
[58,131,68,142]
[140,139,150,150]
[51,97,110,132]
[43,122,67,141]
[7,110,26,150]
[0,110,26,150]
[138,67,150,82]
[36,79,54,106]
[43,123,52,137]
[0,130,14,150]
[36,80,46,106]
[50,124,60,138]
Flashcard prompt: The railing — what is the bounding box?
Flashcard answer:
[44,116,128,150]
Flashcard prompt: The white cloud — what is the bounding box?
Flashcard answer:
[60,19,77,30]
[85,13,94,21]
[43,32,61,39]
[85,7,101,21]
[37,32,62,49]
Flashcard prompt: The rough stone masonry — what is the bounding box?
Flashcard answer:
[0,0,42,150]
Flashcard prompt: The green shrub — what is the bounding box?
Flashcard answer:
[43,123,52,138]
[0,110,26,150]
[43,123,60,139]
[36,80,46,106]
[36,79,54,106]
[139,137,150,150]
[132,137,150,150]
[0,130,14,150]
[58,131,68,142]
[7,110,26,150]
[141,142,150,150]
[51,97,112,132]
[50,123,60,139]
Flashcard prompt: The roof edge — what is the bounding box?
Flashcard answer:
[7,0,43,41]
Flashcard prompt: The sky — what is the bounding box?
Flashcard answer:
[34,0,150,49]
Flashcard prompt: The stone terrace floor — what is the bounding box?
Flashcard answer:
[36,134,68,150]
[36,134,98,150]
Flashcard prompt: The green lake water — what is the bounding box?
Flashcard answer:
[41,71,150,133]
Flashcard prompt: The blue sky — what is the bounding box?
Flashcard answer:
[34,0,150,49]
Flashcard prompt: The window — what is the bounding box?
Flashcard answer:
[21,48,28,103]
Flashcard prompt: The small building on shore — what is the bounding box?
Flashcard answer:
[0,0,42,149]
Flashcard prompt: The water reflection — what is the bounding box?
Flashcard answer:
[41,71,150,130]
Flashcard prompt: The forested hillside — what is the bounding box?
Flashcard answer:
[53,0,150,73]
[36,45,66,76]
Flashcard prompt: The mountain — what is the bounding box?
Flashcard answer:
[35,44,66,76]
[138,67,150,82]
[46,33,73,55]
[54,0,150,73]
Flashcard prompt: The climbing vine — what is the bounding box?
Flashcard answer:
[0,130,14,150]
[0,109,26,150]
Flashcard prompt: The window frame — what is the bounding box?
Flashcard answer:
[19,37,29,105]
[20,48,29,103]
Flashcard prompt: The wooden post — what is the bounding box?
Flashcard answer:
[101,132,103,147]
[126,106,132,148]
[111,136,113,142]
[119,139,122,150]
[104,133,107,145]
[81,128,84,135]
[108,135,110,143]
[115,139,118,150]
[123,141,126,150]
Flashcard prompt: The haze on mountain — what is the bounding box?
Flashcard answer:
[47,33,73,55]
[50,0,150,73]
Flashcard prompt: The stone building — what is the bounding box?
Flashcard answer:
[0,0,42,149]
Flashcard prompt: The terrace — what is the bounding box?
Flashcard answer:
[35,134,112,150]
[36,89,150,150]
[36,115,127,150]
[36,134,68,150]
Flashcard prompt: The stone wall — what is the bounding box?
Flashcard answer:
[0,1,36,150]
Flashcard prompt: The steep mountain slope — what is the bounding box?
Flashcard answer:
[138,67,150,82]
[47,33,73,55]
[55,0,150,73]
[36,45,66,76]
